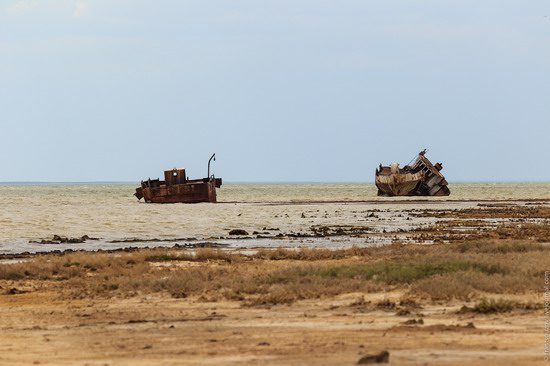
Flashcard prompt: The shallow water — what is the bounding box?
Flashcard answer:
[1,182,549,254]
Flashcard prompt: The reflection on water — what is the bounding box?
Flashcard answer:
[1,182,549,254]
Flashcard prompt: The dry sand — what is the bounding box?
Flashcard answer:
[0,289,543,366]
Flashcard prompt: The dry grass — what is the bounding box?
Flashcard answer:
[479,223,550,242]
[413,205,550,219]
[454,240,548,253]
[1,241,548,304]
[455,298,543,314]
[404,203,550,244]
[410,221,550,243]
[253,247,374,260]
[0,252,149,281]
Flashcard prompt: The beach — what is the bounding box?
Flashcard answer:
[1,182,550,253]
[1,183,549,365]
[4,0,549,363]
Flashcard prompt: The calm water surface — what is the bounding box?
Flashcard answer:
[1,182,549,254]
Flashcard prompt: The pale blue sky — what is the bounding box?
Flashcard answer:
[1,1,549,182]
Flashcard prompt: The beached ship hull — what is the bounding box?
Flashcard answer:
[375,150,450,197]
[135,177,222,203]
[134,154,222,203]
[375,172,424,196]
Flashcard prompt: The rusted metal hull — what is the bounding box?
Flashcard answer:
[375,151,450,197]
[134,154,222,203]
[375,172,424,196]
[136,178,222,203]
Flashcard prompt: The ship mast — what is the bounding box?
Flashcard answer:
[207,153,216,178]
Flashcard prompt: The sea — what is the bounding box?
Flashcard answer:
[1,182,549,255]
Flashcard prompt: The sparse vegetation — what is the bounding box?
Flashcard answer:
[1,240,547,305]
[314,260,507,283]
[454,240,547,254]
[472,298,517,313]
[3,203,548,365]
[467,298,542,313]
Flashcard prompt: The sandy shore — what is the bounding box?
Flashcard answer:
[1,201,549,365]
[4,198,549,255]
[0,287,543,365]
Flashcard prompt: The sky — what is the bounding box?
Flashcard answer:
[1,0,549,183]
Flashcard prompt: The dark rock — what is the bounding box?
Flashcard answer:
[396,309,411,316]
[81,235,99,241]
[402,318,424,325]
[31,234,98,245]
[456,305,473,314]
[375,300,396,310]
[357,351,390,364]
[229,229,249,235]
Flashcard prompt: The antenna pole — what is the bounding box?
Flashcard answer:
[207,153,216,178]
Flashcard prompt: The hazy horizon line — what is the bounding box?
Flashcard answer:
[1,180,550,185]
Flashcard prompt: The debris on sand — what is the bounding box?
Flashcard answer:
[29,235,99,244]
[402,318,424,325]
[228,229,249,236]
[357,350,390,364]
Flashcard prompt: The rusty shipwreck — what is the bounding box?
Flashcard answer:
[134,154,222,203]
[375,150,450,197]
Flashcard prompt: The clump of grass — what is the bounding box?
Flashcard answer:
[455,240,547,254]
[63,261,81,268]
[0,264,27,280]
[194,248,237,263]
[245,285,297,307]
[410,272,476,301]
[255,248,331,260]
[0,252,149,282]
[375,299,397,310]
[145,253,180,262]
[253,246,373,261]
[472,298,517,313]
[312,260,506,284]
[145,249,239,263]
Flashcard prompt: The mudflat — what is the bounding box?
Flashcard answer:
[1,201,549,365]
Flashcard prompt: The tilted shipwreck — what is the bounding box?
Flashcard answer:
[375,150,450,197]
[134,154,222,203]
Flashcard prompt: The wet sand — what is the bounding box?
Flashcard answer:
[5,198,550,254]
